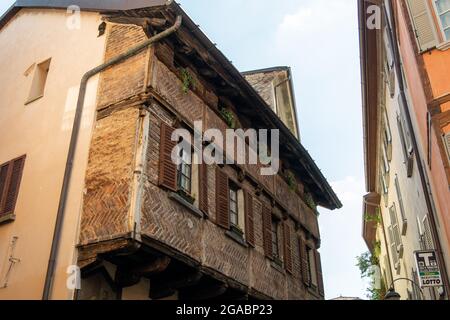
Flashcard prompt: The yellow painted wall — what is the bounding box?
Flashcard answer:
[0,9,105,299]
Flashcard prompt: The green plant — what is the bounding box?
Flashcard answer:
[220,108,235,129]
[304,192,316,211]
[285,171,297,192]
[364,208,381,225]
[180,68,195,94]
[373,240,381,263]
[356,251,386,300]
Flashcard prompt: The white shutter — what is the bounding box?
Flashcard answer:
[384,27,394,68]
[389,205,401,249]
[406,0,438,51]
[444,132,450,161]
[388,225,399,267]
[422,215,434,249]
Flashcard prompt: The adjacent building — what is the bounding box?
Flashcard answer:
[359,0,450,300]
[0,0,341,300]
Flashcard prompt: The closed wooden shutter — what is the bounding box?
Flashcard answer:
[283,222,293,274]
[215,167,229,229]
[299,236,310,286]
[314,250,324,297]
[444,132,450,161]
[158,123,178,191]
[406,0,438,52]
[0,156,26,216]
[0,163,10,215]
[244,190,255,247]
[262,205,272,258]
[199,162,208,215]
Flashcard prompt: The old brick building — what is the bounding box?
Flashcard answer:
[76,3,341,300]
[0,0,340,300]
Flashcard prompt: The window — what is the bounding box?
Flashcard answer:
[26,58,51,104]
[384,27,396,98]
[271,218,280,260]
[380,169,388,205]
[433,0,450,41]
[422,215,434,249]
[394,175,408,235]
[306,246,318,287]
[177,147,192,195]
[0,155,26,222]
[388,225,400,272]
[229,186,239,227]
[397,96,414,177]
[382,144,390,184]
[389,204,404,259]
[383,109,393,161]
[443,132,450,162]
[406,0,439,51]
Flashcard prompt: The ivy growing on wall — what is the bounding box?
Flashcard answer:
[220,108,235,129]
[285,171,297,192]
[304,192,317,211]
[180,68,196,94]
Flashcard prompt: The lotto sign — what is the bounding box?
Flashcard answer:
[414,250,442,288]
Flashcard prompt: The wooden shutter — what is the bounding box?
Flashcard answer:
[0,163,10,215]
[158,123,178,191]
[262,205,272,258]
[199,162,208,215]
[314,250,324,297]
[215,167,229,229]
[283,222,293,274]
[444,132,450,161]
[406,0,438,52]
[0,156,26,216]
[298,236,310,286]
[244,190,255,247]
[422,215,434,249]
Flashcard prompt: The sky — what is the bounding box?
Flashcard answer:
[0,0,369,299]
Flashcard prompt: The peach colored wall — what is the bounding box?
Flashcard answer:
[0,9,105,299]
[396,1,450,278]
[423,49,450,98]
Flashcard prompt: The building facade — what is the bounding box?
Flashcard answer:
[0,0,340,300]
[359,0,450,300]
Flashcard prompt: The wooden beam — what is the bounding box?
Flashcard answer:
[180,282,228,301]
[131,256,171,276]
[149,271,203,299]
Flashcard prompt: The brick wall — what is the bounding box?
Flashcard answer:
[80,107,140,244]
[79,23,324,300]
[97,24,148,109]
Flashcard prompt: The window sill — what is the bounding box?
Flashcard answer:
[24,94,43,106]
[225,229,248,248]
[0,214,16,225]
[168,192,204,219]
[307,286,320,298]
[437,40,450,51]
[270,258,284,273]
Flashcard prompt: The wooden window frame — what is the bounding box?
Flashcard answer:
[0,155,26,224]
[271,218,280,261]
[176,147,192,195]
[431,0,450,42]
[229,184,239,228]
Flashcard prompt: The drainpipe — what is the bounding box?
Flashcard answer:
[384,1,449,297]
[42,15,183,300]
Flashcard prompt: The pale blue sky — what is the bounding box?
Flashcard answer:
[0,0,368,299]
